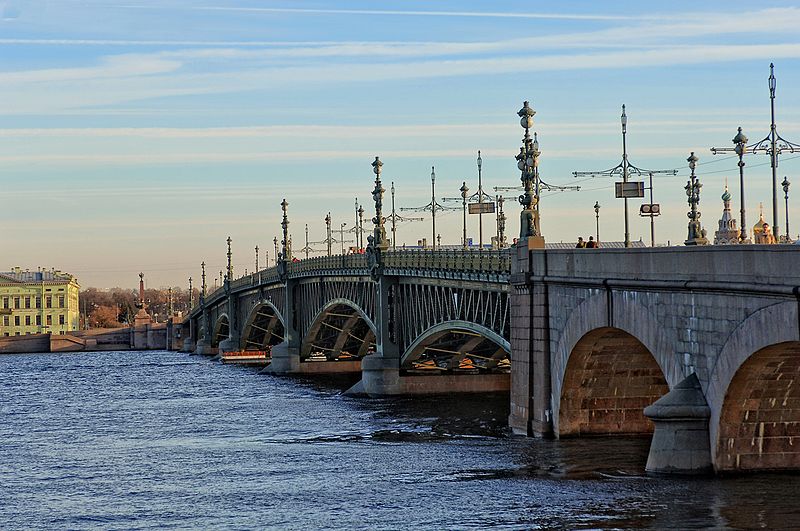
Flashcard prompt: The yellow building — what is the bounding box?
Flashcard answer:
[0,267,80,336]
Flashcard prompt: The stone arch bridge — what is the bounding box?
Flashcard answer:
[182,243,800,474]
[509,244,800,474]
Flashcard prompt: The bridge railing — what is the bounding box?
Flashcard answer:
[287,254,369,274]
[383,249,510,275]
[230,266,280,289]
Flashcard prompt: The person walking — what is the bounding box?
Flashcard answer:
[586,236,598,248]
[576,237,586,248]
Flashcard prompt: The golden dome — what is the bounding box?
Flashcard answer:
[753,203,767,233]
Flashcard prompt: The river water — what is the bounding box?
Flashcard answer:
[1,350,798,530]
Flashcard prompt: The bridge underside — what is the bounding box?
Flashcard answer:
[717,341,800,472]
[242,304,285,351]
[212,316,229,349]
[402,327,510,374]
[301,303,375,361]
[559,327,669,437]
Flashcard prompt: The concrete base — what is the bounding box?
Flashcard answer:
[345,355,401,396]
[261,341,300,374]
[194,340,214,356]
[644,373,713,475]
[346,355,510,396]
[215,336,240,360]
[295,360,362,374]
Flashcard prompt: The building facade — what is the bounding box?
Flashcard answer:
[0,268,80,336]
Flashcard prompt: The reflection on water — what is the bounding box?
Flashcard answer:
[1,350,798,530]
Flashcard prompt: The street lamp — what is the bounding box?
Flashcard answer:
[594,201,601,244]
[460,181,469,249]
[684,152,708,246]
[273,237,279,265]
[188,276,194,310]
[734,127,749,243]
[340,222,347,255]
[255,245,259,272]
[783,176,791,241]
[517,101,539,239]
[226,236,233,279]
[358,203,365,249]
[325,212,333,256]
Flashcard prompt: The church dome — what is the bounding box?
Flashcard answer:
[721,189,731,202]
[753,204,767,233]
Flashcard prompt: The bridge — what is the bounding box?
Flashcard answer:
[178,150,800,475]
[182,249,512,395]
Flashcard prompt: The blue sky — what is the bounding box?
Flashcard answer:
[2,0,799,288]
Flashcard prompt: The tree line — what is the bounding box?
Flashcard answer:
[80,287,198,328]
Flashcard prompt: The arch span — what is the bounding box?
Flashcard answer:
[558,327,669,437]
[300,298,377,361]
[400,320,510,372]
[241,301,285,351]
[212,314,229,348]
[716,341,800,472]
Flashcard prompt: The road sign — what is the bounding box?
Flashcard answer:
[615,181,645,198]
[469,202,495,214]
[640,203,661,216]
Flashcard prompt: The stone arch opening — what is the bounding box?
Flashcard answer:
[559,327,669,437]
[212,315,229,348]
[401,321,510,374]
[241,303,285,352]
[717,341,800,472]
[301,301,376,361]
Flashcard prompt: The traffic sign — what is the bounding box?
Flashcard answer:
[615,181,645,198]
[468,202,495,214]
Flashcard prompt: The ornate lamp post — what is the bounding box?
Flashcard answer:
[460,181,469,249]
[201,262,206,298]
[340,223,347,255]
[226,236,233,280]
[431,167,437,249]
[255,245,259,272]
[684,152,708,245]
[516,101,540,240]
[273,236,279,265]
[497,196,506,249]
[369,156,389,251]
[734,127,749,243]
[280,199,290,261]
[783,176,791,241]
[594,201,601,244]
[358,203,365,249]
[188,276,194,310]
[325,212,333,256]
[477,150,484,249]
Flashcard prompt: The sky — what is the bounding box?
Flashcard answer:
[2,0,800,289]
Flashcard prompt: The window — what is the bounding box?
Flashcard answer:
[14,316,20,326]
[46,296,52,309]
[2,297,8,309]
[3,332,8,337]
[35,296,41,309]
[2,316,8,326]
[59,315,65,325]
[35,315,41,326]
[59,296,65,308]
[25,297,31,309]
[46,315,52,326]
[14,297,20,309]
[25,315,31,326]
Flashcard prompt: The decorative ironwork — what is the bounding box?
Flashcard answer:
[684,152,708,246]
[573,104,676,247]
